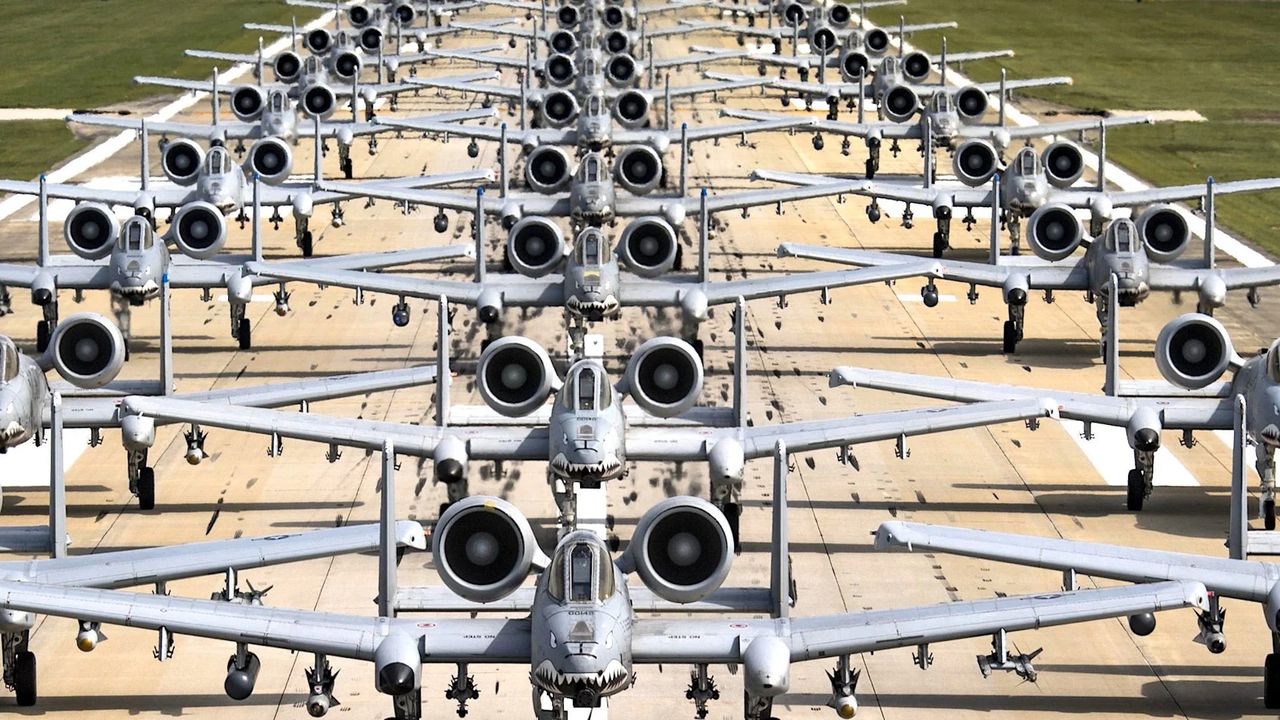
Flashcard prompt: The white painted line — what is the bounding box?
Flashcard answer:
[1060,420,1199,487]
[0,430,92,489]
[0,108,77,122]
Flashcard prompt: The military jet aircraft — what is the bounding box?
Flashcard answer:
[0,177,473,350]
[0,119,492,258]
[0,521,425,706]
[118,297,1054,544]
[832,310,1280,520]
[0,446,1208,719]
[780,180,1280,352]
[874,520,1280,707]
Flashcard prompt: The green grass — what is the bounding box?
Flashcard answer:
[0,0,320,178]
[870,0,1280,257]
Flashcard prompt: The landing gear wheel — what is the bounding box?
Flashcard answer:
[932,231,947,258]
[1001,320,1018,354]
[36,320,51,353]
[1126,469,1145,512]
[691,338,705,359]
[341,157,354,179]
[137,467,156,511]
[724,501,741,554]
[1265,497,1277,531]
[238,318,252,350]
[14,650,36,706]
[1266,653,1280,709]
[300,231,314,257]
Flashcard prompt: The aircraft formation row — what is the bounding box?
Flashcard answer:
[0,0,1278,718]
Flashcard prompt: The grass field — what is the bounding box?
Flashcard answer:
[870,0,1280,258]
[0,0,320,179]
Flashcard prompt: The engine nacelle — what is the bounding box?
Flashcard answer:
[827,3,852,28]
[1155,313,1234,390]
[809,25,839,55]
[1025,203,1084,262]
[549,29,577,55]
[231,85,268,121]
[604,29,630,55]
[393,3,416,25]
[1266,582,1280,633]
[224,651,262,700]
[602,4,626,28]
[617,217,678,277]
[607,54,638,87]
[347,3,372,26]
[557,4,579,27]
[50,314,125,389]
[625,337,703,417]
[743,635,791,697]
[880,85,919,124]
[525,146,573,193]
[954,85,989,121]
[63,203,119,260]
[31,271,55,307]
[171,201,228,259]
[477,336,556,417]
[373,633,421,696]
[540,90,579,128]
[952,139,999,186]
[838,49,870,83]
[780,2,806,27]
[331,51,361,83]
[161,139,204,186]
[627,497,733,603]
[121,413,156,453]
[1134,205,1190,263]
[359,27,383,54]
[304,28,333,54]
[863,28,890,55]
[301,84,338,119]
[477,287,504,324]
[247,138,293,185]
[707,437,745,490]
[1042,141,1085,188]
[433,435,469,485]
[612,90,650,129]
[901,51,932,83]
[433,496,539,602]
[614,146,663,195]
[545,54,576,87]
[507,217,565,277]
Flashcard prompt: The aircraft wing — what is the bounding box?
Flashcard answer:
[331,107,500,138]
[310,181,492,213]
[700,261,942,303]
[695,180,883,215]
[180,365,438,407]
[302,169,495,206]
[6,523,425,589]
[67,113,259,142]
[875,521,1279,603]
[383,118,519,143]
[167,244,474,289]
[777,245,1090,290]
[829,367,1235,429]
[0,179,152,207]
[1054,177,1280,210]
[631,581,1205,663]
[185,49,259,65]
[756,172,994,208]
[676,115,815,143]
[720,109,920,141]
[957,114,1155,144]
[0,263,114,290]
[968,76,1072,93]
[946,49,1016,64]
[647,21,732,40]
[448,19,542,41]
[1149,265,1280,292]
[395,47,530,70]
[704,71,856,100]
[402,76,521,100]
[666,76,774,99]
[243,263,567,307]
[135,75,245,94]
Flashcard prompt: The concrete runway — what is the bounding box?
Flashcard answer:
[1,7,1277,719]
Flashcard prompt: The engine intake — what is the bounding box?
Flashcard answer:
[545,54,576,87]
[827,4,852,28]
[863,28,890,55]
[1135,205,1190,263]
[618,217,677,277]
[64,203,119,260]
[781,2,806,27]
[247,139,293,185]
[612,90,650,129]
[272,52,303,84]
[549,29,577,55]
[1042,142,1084,188]
[301,85,337,119]
[50,314,125,389]
[1155,313,1234,389]
[838,49,870,83]
[433,496,539,602]
[231,85,267,121]
[161,139,204,186]
[540,90,579,128]
[602,5,626,28]
[507,217,565,277]
[607,54,638,87]
[952,139,999,187]
[171,201,228,259]
[625,337,703,417]
[810,26,838,55]
[614,146,662,195]
[477,337,556,417]
[901,51,932,83]
[304,29,333,54]
[525,146,573,193]
[557,4,579,27]
[605,30,630,55]
[359,27,383,54]
[348,3,372,26]
[954,86,989,121]
[627,497,732,603]
[1026,203,1084,261]
[331,51,361,83]
[881,85,918,123]
[393,3,416,25]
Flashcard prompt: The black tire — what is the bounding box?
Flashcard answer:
[932,232,946,258]
[724,502,741,555]
[238,318,252,350]
[1126,469,1145,512]
[14,650,36,706]
[691,338,705,359]
[342,158,353,179]
[1266,498,1277,531]
[300,231,314,257]
[1002,320,1018,354]
[138,467,156,511]
[1266,654,1280,709]
[36,320,51,353]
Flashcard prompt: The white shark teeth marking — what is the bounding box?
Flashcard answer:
[550,454,623,478]
[0,421,24,441]
[1262,424,1280,445]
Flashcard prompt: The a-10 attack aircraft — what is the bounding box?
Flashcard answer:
[779,183,1280,352]
[0,282,440,510]
[0,119,491,259]
[0,444,1208,720]
[751,143,1280,257]
[117,300,1053,543]
[0,521,426,707]
[832,309,1280,522]
[874,520,1280,708]
[0,179,472,349]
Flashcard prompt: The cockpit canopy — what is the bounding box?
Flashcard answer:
[576,229,608,265]
[304,56,323,75]
[578,153,604,183]
[1014,147,1041,177]
[1267,339,1280,384]
[205,146,230,175]
[0,337,17,383]
[118,217,154,252]
[1104,219,1137,254]
[269,90,287,112]
[563,362,613,412]
[586,95,604,117]
[930,93,951,113]
[547,537,615,603]
[881,56,899,75]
